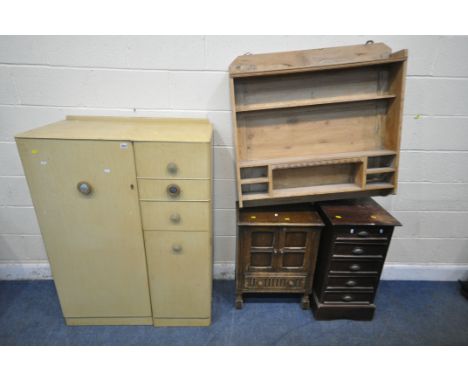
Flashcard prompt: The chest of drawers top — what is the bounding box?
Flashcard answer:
[318,198,401,228]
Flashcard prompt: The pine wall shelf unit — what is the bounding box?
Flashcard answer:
[229,43,407,207]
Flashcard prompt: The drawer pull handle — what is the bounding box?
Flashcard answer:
[357,230,369,237]
[170,213,181,223]
[346,280,357,287]
[167,184,181,197]
[77,181,92,195]
[350,264,361,271]
[352,247,364,255]
[172,244,182,253]
[342,295,354,302]
[167,162,178,174]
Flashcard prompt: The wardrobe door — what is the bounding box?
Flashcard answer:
[16,138,152,321]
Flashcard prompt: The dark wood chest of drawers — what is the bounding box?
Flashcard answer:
[312,198,401,320]
[235,204,324,309]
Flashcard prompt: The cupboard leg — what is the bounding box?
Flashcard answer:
[235,293,244,309]
[301,294,310,310]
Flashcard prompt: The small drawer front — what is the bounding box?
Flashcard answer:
[334,226,391,241]
[325,276,378,290]
[135,142,210,179]
[138,179,210,201]
[332,243,388,258]
[243,275,306,291]
[323,291,374,304]
[141,201,210,231]
[329,259,382,274]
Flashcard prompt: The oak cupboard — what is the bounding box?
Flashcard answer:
[16,116,213,327]
[229,43,407,207]
[235,203,324,309]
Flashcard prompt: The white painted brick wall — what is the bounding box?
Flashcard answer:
[1,35,468,278]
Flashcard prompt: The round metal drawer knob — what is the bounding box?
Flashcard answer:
[167,162,178,174]
[77,181,92,195]
[342,295,354,302]
[352,247,364,255]
[346,280,357,287]
[167,184,181,197]
[170,213,181,223]
[172,244,182,252]
[350,264,361,271]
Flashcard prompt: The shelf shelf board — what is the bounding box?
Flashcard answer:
[242,193,270,201]
[272,183,361,198]
[240,177,269,185]
[240,150,397,169]
[235,94,396,113]
[366,167,395,175]
[365,182,394,191]
[242,184,362,201]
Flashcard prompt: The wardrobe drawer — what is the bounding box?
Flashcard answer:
[144,231,212,319]
[329,259,382,274]
[138,179,210,201]
[322,291,374,304]
[134,142,210,179]
[332,243,388,258]
[141,201,210,231]
[325,276,378,290]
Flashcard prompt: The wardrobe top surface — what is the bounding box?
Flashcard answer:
[15,116,213,143]
[318,198,401,227]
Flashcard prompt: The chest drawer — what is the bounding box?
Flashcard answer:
[322,291,375,304]
[329,259,382,274]
[135,142,210,179]
[325,275,378,290]
[138,179,210,201]
[332,243,388,258]
[334,226,391,242]
[141,201,210,231]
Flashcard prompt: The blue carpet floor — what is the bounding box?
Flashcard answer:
[0,280,467,345]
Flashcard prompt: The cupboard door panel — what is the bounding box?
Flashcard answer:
[242,227,278,272]
[16,139,152,319]
[145,231,212,319]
